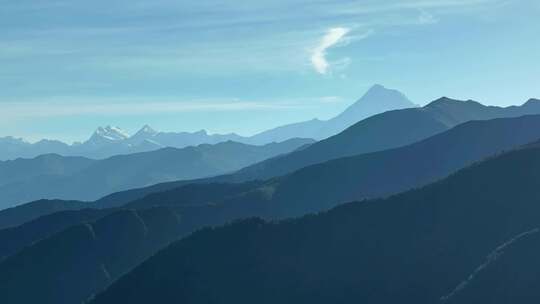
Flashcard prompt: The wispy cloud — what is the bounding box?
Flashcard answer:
[310,27,351,75]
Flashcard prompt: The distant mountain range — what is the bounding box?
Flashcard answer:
[2,115,540,303]
[229,97,540,182]
[120,114,540,218]
[88,143,540,304]
[89,96,540,208]
[0,85,415,160]
[2,90,540,304]
[0,126,249,161]
[0,138,313,210]
[247,84,416,143]
[4,97,540,227]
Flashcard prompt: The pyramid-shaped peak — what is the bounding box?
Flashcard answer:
[368,84,386,90]
[330,85,415,127]
[365,84,396,94]
[359,84,412,105]
[136,125,158,135]
[349,84,414,107]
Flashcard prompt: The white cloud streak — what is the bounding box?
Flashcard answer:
[310,27,351,74]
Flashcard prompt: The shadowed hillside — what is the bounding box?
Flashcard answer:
[92,98,540,209]
[91,143,540,304]
[3,116,540,304]
[132,115,540,219]
[0,138,313,210]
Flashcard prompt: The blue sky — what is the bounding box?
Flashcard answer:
[1,0,539,142]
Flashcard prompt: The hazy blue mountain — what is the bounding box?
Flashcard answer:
[0,154,95,187]
[11,113,538,227]
[3,116,540,304]
[125,125,161,146]
[16,96,538,214]
[127,114,540,218]
[90,143,540,304]
[0,137,72,161]
[0,126,249,160]
[2,94,537,162]
[0,85,413,160]
[247,84,416,144]
[81,98,540,209]
[323,84,415,132]
[0,138,313,210]
[86,126,130,144]
[68,126,253,159]
[230,97,540,182]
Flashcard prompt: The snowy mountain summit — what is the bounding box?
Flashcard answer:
[87,126,130,146]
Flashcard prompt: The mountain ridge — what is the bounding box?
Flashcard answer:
[0,85,414,160]
[0,138,313,211]
[87,97,540,209]
[88,143,540,304]
[247,84,416,143]
[3,115,540,303]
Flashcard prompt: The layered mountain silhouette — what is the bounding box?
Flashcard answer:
[5,112,540,229]
[0,126,249,160]
[0,136,72,162]
[118,114,540,218]
[0,154,95,187]
[89,97,540,208]
[3,115,540,304]
[3,88,540,304]
[229,97,540,182]
[0,138,313,210]
[89,142,540,304]
[0,199,89,231]
[0,85,413,160]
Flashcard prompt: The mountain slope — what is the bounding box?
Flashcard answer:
[90,143,540,304]
[5,113,540,231]
[0,127,248,161]
[0,207,191,304]
[0,85,412,160]
[247,84,415,144]
[323,84,416,133]
[91,97,540,208]
[3,116,540,304]
[0,138,313,210]
[131,114,540,218]
[0,199,90,230]
[0,154,95,187]
[0,181,263,262]
[0,208,112,260]
[230,97,540,182]
[0,137,71,161]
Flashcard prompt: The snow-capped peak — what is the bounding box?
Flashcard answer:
[134,125,158,137]
[92,126,130,141]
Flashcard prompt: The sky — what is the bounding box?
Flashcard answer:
[1,0,539,142]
